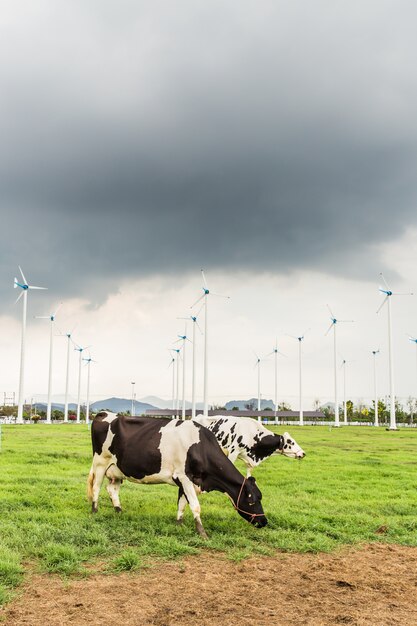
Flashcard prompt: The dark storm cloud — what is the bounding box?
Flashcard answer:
[2,0,417,306]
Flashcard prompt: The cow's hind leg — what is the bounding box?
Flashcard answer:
[178,477,208,539]
[88,457,107,513]
[105,464,124,513]
[176,486,188,525]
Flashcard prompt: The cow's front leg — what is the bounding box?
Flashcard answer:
[178,477,208,540]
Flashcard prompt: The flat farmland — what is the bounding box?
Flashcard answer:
[0,424,416,606]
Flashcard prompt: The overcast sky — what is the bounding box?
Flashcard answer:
[2,1,417,408]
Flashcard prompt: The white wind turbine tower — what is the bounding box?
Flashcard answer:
[83,355,96,425]
[253,352,268,422]
[35,303,62,423]
[288,332,308,426]
[74,343,90,423]
[377,274,413,430]
[176,326,191,420]
[192,270,230,417]
[371,350,380,426]
[178,312,203,420]
[14,267,47,423]
[266,340,285,424]
[325,307,354,427]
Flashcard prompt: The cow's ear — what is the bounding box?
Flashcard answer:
[276,435,285,450]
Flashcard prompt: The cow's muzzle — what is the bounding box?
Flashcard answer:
[253,516,268,528]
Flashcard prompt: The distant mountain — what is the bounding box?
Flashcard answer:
[90,397,157,414]
[139,396,204,410]
[225,398,275,410]
[33,402,77,413]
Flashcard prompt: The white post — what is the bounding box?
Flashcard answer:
[171,359,175,417]
[203,296,208,416]
[191,321,196,420]
[176,352,180,418]
[76,350,82,423]
[85,361,91,425]
[64,335,70,422]
[343,361,347,424]
[299,339,303,426]
[131,381,135,417]
[17,290,28,424]
[182,336,186,420]
[387,297,397,430]
[46,319,53,423]
[334,325,340,427]
[257,361,261,422]
[274,349,278,425]
[373,353,378,427]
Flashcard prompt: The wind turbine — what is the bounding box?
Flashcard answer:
[171,347,181,418]
[371,350,380,426]
[35,303,62,423]
[168,355,175,416]
[267,340,285,424]
[288,331,308,426]
[192,270,230,417]
[377,274,413,430]
[253,352,268,421]
[408,336,417,399]
[83,355,96,425]
[176,326,191,420]
[14,266,47,423]
[325,306,354,427]
[340,358,353,425]
[60,326,76,422]
[178,312,203,420]
[74,343,91,423]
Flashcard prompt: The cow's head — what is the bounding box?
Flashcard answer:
[278,432,305,459]
[235,477,267,528]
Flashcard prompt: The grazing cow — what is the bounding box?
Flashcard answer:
[193,415,305,476]
[87,412,267,538]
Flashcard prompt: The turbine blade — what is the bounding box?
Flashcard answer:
[195,319,203,334]
[191,293,205,308]
[53,302,63,317]
[339,319,355,323]
[35,316,49,319]
[28,285,47,290]
[379,272,390,290]
[325,322,334,336]
[14,278,19,289]
[14,291,24,304]
[392,292,414,296]
[210,292,230,299]
[201,269,208,289]
[326,304,334,318]
[376,295,388,314]
[18,266,27,285]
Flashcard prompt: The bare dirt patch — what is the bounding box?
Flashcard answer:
[2,544,417,625]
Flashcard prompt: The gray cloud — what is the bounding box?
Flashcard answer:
[2,0,417,307]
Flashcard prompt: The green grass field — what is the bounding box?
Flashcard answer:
[0,424,416,604]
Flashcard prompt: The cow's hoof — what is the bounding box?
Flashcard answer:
[114,506,122,513]
[176,518,183,526]
[196,521,208,540]
[92,504,98,514]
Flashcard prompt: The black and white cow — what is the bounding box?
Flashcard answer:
[193,416,305,476]
[87,412,267,538]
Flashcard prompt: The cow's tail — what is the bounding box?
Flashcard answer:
[87,466,95,502]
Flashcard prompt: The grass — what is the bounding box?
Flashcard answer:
[0,423,416,602]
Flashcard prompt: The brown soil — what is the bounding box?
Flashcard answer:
[2,544,417,626]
